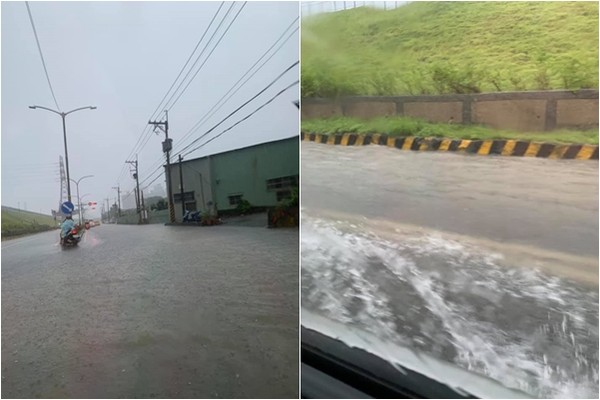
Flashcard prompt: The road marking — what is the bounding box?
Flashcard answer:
[355,135,365,146]
[402,137,414,150]
[327,135,336,145]
[387,137,396,147]
[419,139,430,151]
[371,134,381,145]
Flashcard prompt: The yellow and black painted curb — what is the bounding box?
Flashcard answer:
[301,132,599,160]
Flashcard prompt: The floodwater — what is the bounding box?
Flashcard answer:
[301,142,599,398]
[2,223,299,398]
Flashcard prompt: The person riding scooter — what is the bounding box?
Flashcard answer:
[60,215,76,244]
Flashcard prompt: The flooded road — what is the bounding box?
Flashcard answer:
[301,142,598,398]
[2,223,298,398]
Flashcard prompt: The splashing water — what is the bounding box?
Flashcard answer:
[301,212,599,399]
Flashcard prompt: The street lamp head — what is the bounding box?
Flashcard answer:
[29,106,36,109]
[90,106,97,110]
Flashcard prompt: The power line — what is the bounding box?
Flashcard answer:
[146,1,226,124]
[115,2,226,185]
[131,2,236,159]
[25,1,60,110]
[141,78,299,192]
[136,59,299,188]
[176,60,299,157]
[165,1,247,111]
[158,2,237,113]
[137,19,298,182]
[175,18,299,153]
[137,11,295,191]
[181,80,299,158]
[141,171,165,193]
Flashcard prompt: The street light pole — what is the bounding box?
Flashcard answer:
[70,175,93,224]
[80,193,91,222]
[29,105,97,202]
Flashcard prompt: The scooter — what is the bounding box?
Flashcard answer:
[183,210,201,223]
[61,227,82,248]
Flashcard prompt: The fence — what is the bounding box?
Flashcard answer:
[301,1,409,17]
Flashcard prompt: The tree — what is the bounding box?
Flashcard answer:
[152,198,168,211]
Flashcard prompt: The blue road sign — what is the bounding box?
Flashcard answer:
[61,201,75,215]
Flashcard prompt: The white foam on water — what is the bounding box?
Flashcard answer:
[301,214,599,399]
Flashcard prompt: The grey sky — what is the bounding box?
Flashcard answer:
[2,1,299,218]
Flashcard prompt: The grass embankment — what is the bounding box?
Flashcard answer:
[1,206,58,239]
[302,2,598,97]
[302,117,599,145]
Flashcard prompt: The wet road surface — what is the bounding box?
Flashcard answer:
[301,142,598,398]
[2,223,298,398]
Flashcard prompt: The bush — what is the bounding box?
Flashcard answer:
[235,199,252,214]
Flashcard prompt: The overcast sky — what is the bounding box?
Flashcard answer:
[2,1,299,217]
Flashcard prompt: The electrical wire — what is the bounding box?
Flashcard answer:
[164,2,247,111]
[175,60,298,157]
[181,80,299,158]
[136,19,298,184]
[135,60,298,189]
[146,1,226,124]
[25,1,60,110]
[133,8,295,194]
[138,79,298,191]
[174,19,298,153]
[114,2,226,184]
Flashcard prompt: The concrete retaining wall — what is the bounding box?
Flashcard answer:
[302,90,599,132]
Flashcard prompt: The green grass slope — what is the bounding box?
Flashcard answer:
[2,206,58,238]
[302,2,599,97]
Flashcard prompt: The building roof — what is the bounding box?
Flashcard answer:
[166,135,299,167]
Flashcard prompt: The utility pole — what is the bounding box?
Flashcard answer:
[112,186,121,219]
[126,157,141,224]
[178,154,185,220]
[141,190,147,223]
[148,111,175,223]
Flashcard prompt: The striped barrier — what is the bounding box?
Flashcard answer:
[301,132,599,160]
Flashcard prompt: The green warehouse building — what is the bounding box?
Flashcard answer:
[166,136,298,219]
